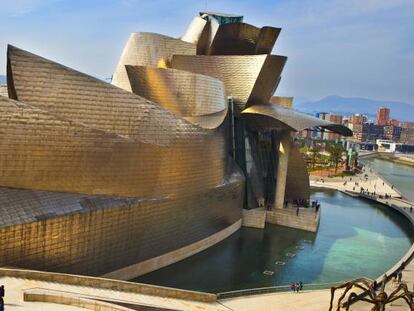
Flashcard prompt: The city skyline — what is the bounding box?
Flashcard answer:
[0,0,414,105]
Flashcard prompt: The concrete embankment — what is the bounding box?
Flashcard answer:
[310,168,414,310]
[219,170,414,311]
[360,152,414,167]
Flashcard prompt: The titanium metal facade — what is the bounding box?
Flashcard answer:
[0,12,351,277]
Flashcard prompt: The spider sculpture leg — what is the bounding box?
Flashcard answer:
[345,292,376,311]
[329,283,353,311]
[386,283,414,311]
[339,280,375,309]
[330,278,375,311]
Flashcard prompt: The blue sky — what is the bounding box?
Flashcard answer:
[0,0,413,104]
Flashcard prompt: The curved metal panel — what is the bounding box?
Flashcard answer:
[196,16,220,55]
[0,170,244,276]
[0,85,7,98]
[125,65,227,129]
[181,16,207,44]
[171,55,286,113]
[209,23,280,55]
[112,33,196,91]
[242,104,353,136]
[5,46,240,199]
[0,95,229,198]
[285,140,310,200]
[0,166,243,275]
[7,45,199,146]
[1,45,245,277]
[270,96,293,109]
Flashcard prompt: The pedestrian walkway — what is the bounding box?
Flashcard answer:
[310,168,401,199]
[0,275,226,311]
[307,168,414,310]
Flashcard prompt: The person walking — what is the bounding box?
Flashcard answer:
[299,281,303,291]
[296,207,299,216]
[296,282,300,293]
[398,271,403,283]
[291,282,296,293]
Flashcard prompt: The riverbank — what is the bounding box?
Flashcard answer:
[220,169,414,310]
[360,152,414,167]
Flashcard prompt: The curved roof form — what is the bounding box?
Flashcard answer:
[181,16,207,44]
[285,140,310,200]
[7,45,204,146]
[125,66,227,129]
[269,96,293,109]
[242,104,353,136]
[112,32,196,91]
[3,49,233,198]
[209,23,280,55]
[170,54,287,113]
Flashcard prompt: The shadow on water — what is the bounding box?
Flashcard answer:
[134,189,414,293]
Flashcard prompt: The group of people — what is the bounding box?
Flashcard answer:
[292,198,309,207]
[290,281,303,293]
[0,285,4,310]
[311,200,320,212]
[393,271,403,283]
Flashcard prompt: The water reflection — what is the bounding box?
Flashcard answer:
[134,190,413,293]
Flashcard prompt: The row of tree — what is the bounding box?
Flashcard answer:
[304,143,346,173]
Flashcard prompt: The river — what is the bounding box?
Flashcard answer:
[134,189,414,293]
[360,157,414,201]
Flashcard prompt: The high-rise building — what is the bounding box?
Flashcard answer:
[316,112,329,140]
[389,119,400,127]
[360,123,384,142]
[349,114,367,125]
[384,125,402,141]
[400,128,414,145]
[327,114,344,140]
[377,107,390,126]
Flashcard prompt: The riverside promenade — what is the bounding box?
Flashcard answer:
[0,169,413,310]
[220,169,414,311]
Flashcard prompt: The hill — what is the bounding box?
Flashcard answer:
[294,95,414,122]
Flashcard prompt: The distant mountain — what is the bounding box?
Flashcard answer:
[293,95,414,122]
[0,75,5,84]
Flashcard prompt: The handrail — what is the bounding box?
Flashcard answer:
[217,281,343,299]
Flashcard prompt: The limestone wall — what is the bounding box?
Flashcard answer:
[266,208,320,232]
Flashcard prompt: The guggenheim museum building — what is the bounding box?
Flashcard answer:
[0,12,351,280]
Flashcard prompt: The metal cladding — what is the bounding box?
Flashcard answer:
[0,86,7,97]
[285,140,310,200]
[270,96,293,109]
[242,104,353,136]
[0,43,244,276]
[8,45,194,146]
[125,65,227,129]
[171,54,287,113]
[181,16,207,44]
[209,23,280,55]
[0,11,353,276]
[112,32,196,91]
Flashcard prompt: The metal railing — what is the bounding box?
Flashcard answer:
[217,281,343,299]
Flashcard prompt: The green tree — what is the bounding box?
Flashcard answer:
[327,143,345,173]
[309,145,321,169]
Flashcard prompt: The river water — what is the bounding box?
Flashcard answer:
[134,189,414,293]
[360,157,414,201]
